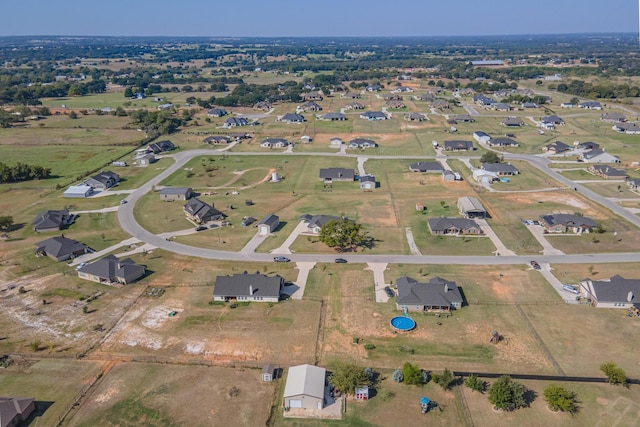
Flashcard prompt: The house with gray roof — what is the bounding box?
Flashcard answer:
[260,138,290,148]
[344,102,365,110]
[319,168,355,182]
[302,92,323,101]
[395,276,463,312]
[579,275,640,309]
[501,117,524,127]
[160,187,193,201]
[348,138,377,149]
[540,213,597,234]
[627,178,640,190]
[34,236,91,262]
[487,137,519,147]
[341,92,361,99]
[457,196,487,219]
[580,149,620,164]
[443,140,474,151]
[481,163,519,176]
[299,214,346,234]
[383,93,400,101]
[320,112,346,121]
[224,117,249,127]
[77,254,145,285]
[521,102,538,109]
[404,112,426,121]
[0,397,35,427]
[207,108,228,117]
[578,101,602,110]
[427,218,483,235]
[203,135,231,145]
[588,165,627,180]
[299,101,322,112]
[32,209,73,232]
[613,123,640,134]
[365,84,381,92]
[386,100,405,109]
[541,115,564,125]
[431,99,450,109]
[360,175,376,190]
[257,214,280,236]
[453,114,474,122]
[82,171,120,190]
[148,140,176,153]
[601,112,627,123]
[543,141,571,154]
[213,273,284,303]
[183,199,224,223]
[360,111,387,120]
[409,162,443,173]
[283,364,326,410]
[254,101,271,110]
[281,113,305,124]
[492,103,511,111]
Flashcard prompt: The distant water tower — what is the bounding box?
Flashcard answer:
[271,171,280,182]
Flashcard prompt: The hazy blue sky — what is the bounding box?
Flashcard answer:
[1,0,637,37]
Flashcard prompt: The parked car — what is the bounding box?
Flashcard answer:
[195,226,208,232]
[75,262,87,271]
[384,286,395,297]
[334,258,348,264]
[273,256,290,262]
[563,284,579,294]
[530,260,541,270]
[120,199,128,205]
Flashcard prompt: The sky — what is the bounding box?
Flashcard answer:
[0,0,637,37]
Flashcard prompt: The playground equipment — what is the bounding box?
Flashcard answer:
[490,330,501,344]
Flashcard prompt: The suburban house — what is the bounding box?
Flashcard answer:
[320,112,346,121]
[299,214,344,234]
[501,117,524,127]
[360,111,387,120]
[82,171,120,190]
[492,102,511,111]
[578,141,599,151]
[213,273,284,302]
[431,100,451,109]
[427,217,483,235]
[148,140,176,153]
[299,101,322,112]
[32,209,73,232]
[348,138,377,149]
[260,138,290,148]
[183,199,225,223]
[0,397,35,427]
[627,178,640,190]
[203,135,231,145]
[383,94,400,101]
[344,102,365,110]
[254,101,271,110]
[319,168,355,182]
[302,92,323,101]
[360,175,376,190]
[404,112,426,121]
[541,115,564,127]
[457,196,487,219]
[280,113,305,124]
[588,165,627,180]
[365,84,381,92]
[473,169,499,184]
[329,138,344,148]
[341,92,361,99]
[257,214,280,236]
[283,364,326,410]
[77,254,145,285]
[487,137,519,147]
[230,132,252,142]
[409,162,443,173]
[473,95,495,106]
[392,86,413,93]
[473,131,491,144]
[160,187,193,201]
[134,152,156,167]
[601,112,626,123]
[543,141,571,154]
[385,100,405,109]
[579,275,640,308]
[63,185,93,198]
[612,123,640,134]
[540,213,597,234]
[453,114,474,123]
[578,101,602,110]
[395,276,463,312]
[481,163,519,176]
[521,102,538,109]
[580,149,620,164]
[417,93,435,102]
[224,117,249,127]
[207,108,227,117]
[34,236,91,262]
[443,140,474,151]
[561,102,573,108]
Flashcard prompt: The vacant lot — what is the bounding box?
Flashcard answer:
[68,363,275,427]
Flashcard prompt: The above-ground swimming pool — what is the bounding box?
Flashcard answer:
[390,316,416,331]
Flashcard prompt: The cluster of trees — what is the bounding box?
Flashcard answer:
[0,162,51,183]
[555,80,640,99]
[318,219,371,252]
[328,363,373,395]
[128,110,183,139]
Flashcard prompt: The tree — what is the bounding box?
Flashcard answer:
[318,219,368,252]
[29,340,41,352]
[68,111,78,119]
[465,374,485,393]
[392,369,404,383]
[438,368,454,390]
[124,87,133,98]
[328,363,371,395]
[543,384,578,414]
[480,151,501,164]
[600,362,627,386]
[402,362,422,386]
[0,215,13,231]
[488,375,527,411]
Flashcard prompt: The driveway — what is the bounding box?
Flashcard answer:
[357,157,368,176]
[366,263,390,302]
[405,227,422,255]
[525,224,565,255]
[271,220,308,254]
[475,219,516,256]
[282,262,316,300]
[240,230,270,254]
[536,263,580,305]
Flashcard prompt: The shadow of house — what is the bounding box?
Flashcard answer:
[22,400,54,426]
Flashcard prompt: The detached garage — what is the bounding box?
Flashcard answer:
[283,364,326,409]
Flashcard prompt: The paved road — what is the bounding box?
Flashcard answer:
[116,147,640,265]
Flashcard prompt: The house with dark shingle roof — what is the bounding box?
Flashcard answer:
[213,273,284,303]
[299,214,346,234]
[627,178,640,190]
[540,213,597,234]
[395,276,463,312]
[404,112,426,121]
[385,100,405,109]
[578,101,602,110]
[207,108,227,117]
[360,111,387,120]
[487,137,519,147]
[320,112,346,121]
[409,162,443,173]
[613,123,640,134]
[257,214,280,236]
[148,140,176,153]
[443,140,474,151]
[501,117,524,127]
[260,138,290,148]
[360,175,376,190]
[77,254,145,285]
[481,163,519,176]
[183,199,224,223]
[453,114,474,123]
[280,113,305,124]
[160,187,193,201]
[82,171,120,190]
[34,236,91,262]
[580,149,620,164]
[344,101,365,110]
[302,92,323,101]
[299,102,322,112]
[224,117,249,127]
[543,141,571,154]
[588,165,627,180]
[0,397,35,427]
[579,275,640,309]
[427,218,483,235]
[32,209,73,232]
[203,135,231,145]
[319,168,355,181]
[348,138,377,149]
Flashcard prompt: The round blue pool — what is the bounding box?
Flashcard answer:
[390,316,416,331]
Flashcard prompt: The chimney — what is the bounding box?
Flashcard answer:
[627,291,634,302]
[444,284,449,293]
[249,285,254,295]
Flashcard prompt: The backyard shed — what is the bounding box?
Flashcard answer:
[354,386,369,401]
[262,364,275,382]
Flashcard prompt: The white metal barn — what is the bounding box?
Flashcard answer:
[283,364,326,409]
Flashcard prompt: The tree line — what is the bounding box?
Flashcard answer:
[0,162,51,183]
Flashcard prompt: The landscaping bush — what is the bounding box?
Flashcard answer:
[543,384,579,414]
[402,362,422,386]
[488,375,528,411]
[465,374,485,393]
[392,369,404,383]
[600,361,627,386]
[363,343,376,350]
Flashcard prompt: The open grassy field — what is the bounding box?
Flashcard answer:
[67,363,275,427]
[0,359,104,426]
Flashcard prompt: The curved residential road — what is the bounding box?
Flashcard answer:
[118,148,640,264]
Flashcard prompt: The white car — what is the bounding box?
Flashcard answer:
[562,284,579,294]
[76,262,88,271]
